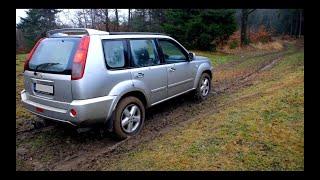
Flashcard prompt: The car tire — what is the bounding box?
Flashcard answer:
[194,73,211,101]
[113,96,145,140]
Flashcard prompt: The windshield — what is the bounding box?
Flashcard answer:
[28,38,80,74]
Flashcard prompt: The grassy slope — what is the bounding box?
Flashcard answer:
[98,47,304,170]
[16,54,35,124]
[16,54,36,170]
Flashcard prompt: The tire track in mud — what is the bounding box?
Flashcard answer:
[16,120,56,136]
[16,42,298,171]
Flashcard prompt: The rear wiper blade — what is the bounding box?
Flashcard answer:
[34,62,60,72]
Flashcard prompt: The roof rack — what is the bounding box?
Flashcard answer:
[108,32,167,36]
[47,28,109,37]
[47,29,167,37]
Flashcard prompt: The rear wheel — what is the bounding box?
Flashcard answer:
[113,96,145,140]
[194,73,211,101]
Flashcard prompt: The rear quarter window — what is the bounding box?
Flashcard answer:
[102,40,126,69]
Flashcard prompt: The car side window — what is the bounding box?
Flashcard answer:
[129,39,160,67]
[102,40,126,68]
[158,39,188,64]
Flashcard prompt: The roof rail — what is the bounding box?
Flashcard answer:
[47,28,109,37]
[108,32,167,36]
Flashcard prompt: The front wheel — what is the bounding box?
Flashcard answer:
[112,96,145,140]
[194,73,211,101]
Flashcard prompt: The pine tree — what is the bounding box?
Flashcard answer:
[16,9,61,49]
[163,9,237,50]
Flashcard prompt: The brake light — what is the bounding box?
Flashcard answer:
[24,38,44,71]
[72,36,90,80]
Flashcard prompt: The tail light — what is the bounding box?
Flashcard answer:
[72,36,90,80]
[24,38,44,71]
[70,108,77,117]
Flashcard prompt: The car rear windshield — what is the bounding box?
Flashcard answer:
[28,38,80,74]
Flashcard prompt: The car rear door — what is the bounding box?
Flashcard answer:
[128,39,168,104]
[23,37,80,103]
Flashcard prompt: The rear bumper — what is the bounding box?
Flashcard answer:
[21,90,117,126]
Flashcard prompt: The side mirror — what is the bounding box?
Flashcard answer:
[188,52,195,61]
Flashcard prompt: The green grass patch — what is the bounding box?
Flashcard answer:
[192,50,236,66]
[16,54,35,123]
[99,46,304,171]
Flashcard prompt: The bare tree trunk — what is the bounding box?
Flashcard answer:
[299,9,302,38]
[268,18,272,31]
[240,9,255,46]
[90,9,95,29]
[240,9,248,46]
[105,9,109,31]
[83,9,88,28]
[290,15,293,36]
[142,9,146,28]
[248,25,250,42]
[115,9,119,31]
[128,9,131,31]
[147,9,152,31]
[295,11,299,38]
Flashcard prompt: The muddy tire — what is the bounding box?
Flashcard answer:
[112,96,145,140]
[194,73,211,101]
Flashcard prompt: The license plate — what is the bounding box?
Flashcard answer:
[35,83,53,95]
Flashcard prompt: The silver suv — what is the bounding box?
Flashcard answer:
[21,28,213,139]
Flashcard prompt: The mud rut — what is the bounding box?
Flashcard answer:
[16,42,299,171]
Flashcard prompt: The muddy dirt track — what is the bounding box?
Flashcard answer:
[16,41,301,171]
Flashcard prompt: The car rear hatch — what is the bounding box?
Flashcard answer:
[23,37,81,103]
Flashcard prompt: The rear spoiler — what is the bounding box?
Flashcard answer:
[47,28,109,37]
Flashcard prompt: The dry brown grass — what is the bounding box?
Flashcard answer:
[218,40,284,54]
[251,41,283,51]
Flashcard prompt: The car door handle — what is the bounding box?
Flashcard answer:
[169,67,176,72]
[135,72,144,78]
